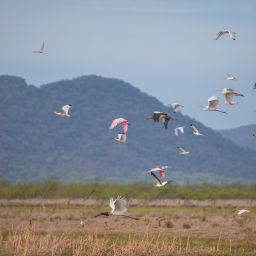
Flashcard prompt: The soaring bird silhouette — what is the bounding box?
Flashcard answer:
[216,29,236,40]
[33,42,48,54]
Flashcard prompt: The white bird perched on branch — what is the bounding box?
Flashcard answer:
[237,209,250,215]
[190,124,204,136]
[221,88,244,105]
[174,126,185,136]
[169,102,184,113]
[94,196,138,220]
[226,73,237,81]
[33,42,48,54]
[216,29,236,40]
[201,96,227,114]
[53,104,72,117]
[177,147,190,155]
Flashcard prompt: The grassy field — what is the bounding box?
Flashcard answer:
[0,203,256,255]
[1,181,256,255]
[1,179,256,200]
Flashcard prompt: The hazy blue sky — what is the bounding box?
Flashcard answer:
[1,0,256,129]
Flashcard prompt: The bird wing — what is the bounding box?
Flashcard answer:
[175,126,184,136]
[174,127,179,136]
[121,121,129,133]
[178,147,185,153]
[113,196,127,214]
[216,31,224,40]
[191,125,199,134]
[229,31,236,40]
[148,167,161,173]
[109,198,115,213]
[208,96,219,109]
[152,112,164,122]
[224,93,236,105]
[109,118,128,131]
[150,172,162,185]
[61,104,71,114]
[171,103,183,112]
[41,42,45,52]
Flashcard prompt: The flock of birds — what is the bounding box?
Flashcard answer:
[36,28,252,219]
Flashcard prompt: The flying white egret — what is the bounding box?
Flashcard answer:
[53,104,72,117]
[169,102,184,113]
[221,88,244,105]
[174,126,185,136]
[33,42,48,54]
[226,73,237,81]
[177,147,190,155]
[201,96,227,114]
[190,124,204,136]
[237,209,250,215]
[216,29,236,40]
[94,196,138,220]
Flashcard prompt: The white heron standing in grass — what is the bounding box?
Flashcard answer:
[53,104,72,117]
[216,29,236,40]
[201,96,227,114]
[33,41,48,54]
[94,196,138,220]
[190,124,205,136]
[169,103,184,113]
[177,147,190,155]
[221,88,244,105]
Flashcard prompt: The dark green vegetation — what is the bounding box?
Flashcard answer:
[218,124,256,151]
[0,75,256,183]
[0,179,256,199]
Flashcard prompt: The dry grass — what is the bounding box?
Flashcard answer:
[0,226,256,256]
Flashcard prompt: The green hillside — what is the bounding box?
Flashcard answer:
[0,75,255,183]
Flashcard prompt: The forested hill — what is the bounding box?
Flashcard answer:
[0,75,255,184]
[218,124,256,151]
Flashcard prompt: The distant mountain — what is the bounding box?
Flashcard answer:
[218,124,256,151]
[0,75,256,184]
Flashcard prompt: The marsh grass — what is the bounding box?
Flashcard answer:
[1,226,256,256]
[1,179,256,200]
